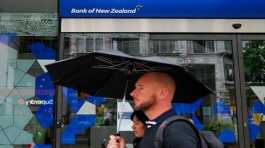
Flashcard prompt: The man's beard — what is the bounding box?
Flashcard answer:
[134,98,155,111]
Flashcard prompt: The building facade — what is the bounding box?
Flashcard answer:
[0,0,265,148]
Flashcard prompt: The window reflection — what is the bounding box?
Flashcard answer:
[62,33,238,148]
[0,34,57,147]
[243,40,265,148]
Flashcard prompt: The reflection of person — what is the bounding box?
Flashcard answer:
[108,72,200,148]
[107,110,147,148]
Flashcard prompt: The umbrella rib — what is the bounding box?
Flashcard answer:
[133,61,171,72]
[95,56,132,69]
[96,55,171,72]
[93,59,133,69]
[93,67,129,71]
[95,56,117,66]
[93,63,130,70]
[96,56,131,67]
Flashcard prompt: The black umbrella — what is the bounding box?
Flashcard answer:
[45,51,212,103]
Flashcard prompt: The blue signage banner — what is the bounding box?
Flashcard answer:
[60,0,265,18]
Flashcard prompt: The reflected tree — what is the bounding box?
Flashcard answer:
[243,40,265,83]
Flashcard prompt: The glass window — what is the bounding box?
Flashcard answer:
[242,40,265,148]
[224,41,233,53]
[76,37,86,53]
[64,37,70,51]
[95,38,103,50]
[114,38,140,55]
[150,40,181,55]
[62,33,239,148]
[205,40,215,53]
[85,38,94,51]
[224,64,234,81]
[193,40,206,53]
[0,13,58,148]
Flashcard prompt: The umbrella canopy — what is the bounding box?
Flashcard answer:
[45,51,212,103]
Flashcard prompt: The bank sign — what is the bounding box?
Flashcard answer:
[60,0,265,18]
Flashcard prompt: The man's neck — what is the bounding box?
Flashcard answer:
[145,104,172,120]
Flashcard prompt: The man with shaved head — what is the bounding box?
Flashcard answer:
[131,72,176,117]
[107,72,199,148]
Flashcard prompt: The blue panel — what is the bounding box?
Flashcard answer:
[173,98,202,115]
[219,128,236,143]
[87,95,106,105]
[28,42,55,59]
[0,33,17,46]
[63,88,83,113]
[63,87,106,112]
[61,87,107,144]
[34,144,52,148]
[173,103,192,115]
[35,73,55,101]
[70,99,84,113]
[213,99,230,114]
[63,87,78,103]
[250,100,265,114]
[35,105,53,128]
[248,123,261,142]
[61,131,76,144]
[247,100,264,142]
[66,115,96,134]
[61,115,96,144]
[60,0,265,18]
[247,114,261,142]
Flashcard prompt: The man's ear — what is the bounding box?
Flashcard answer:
[158,88,168,100]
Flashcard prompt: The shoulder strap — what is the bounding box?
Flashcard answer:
[154,115,205,148]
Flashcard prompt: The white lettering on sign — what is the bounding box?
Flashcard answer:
[95,9,110,14]
[25,99,53,105]
[70,8,139,14]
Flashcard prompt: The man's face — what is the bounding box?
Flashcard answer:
[130,75,157,110]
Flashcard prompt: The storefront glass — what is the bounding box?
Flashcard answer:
[242,40,265,148]
[0,13,58,148]
[60,33,239,148]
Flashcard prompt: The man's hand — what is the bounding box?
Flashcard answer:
[106,135,126,148]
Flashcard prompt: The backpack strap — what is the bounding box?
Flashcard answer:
[154,115,206,148]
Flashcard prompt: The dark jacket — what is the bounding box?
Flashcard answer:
[133,138,142,148]
[139,109,200,148]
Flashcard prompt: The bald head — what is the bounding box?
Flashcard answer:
[130,72,176,119]
[141,72,176,101]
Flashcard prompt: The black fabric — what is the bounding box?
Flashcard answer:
[163,121,199,148]
[155,115,224,148]
[131,110,148,124]
[200,131,224,148]
[133,138,142,148]
[46,51,212,103]
[139,109,199,148]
